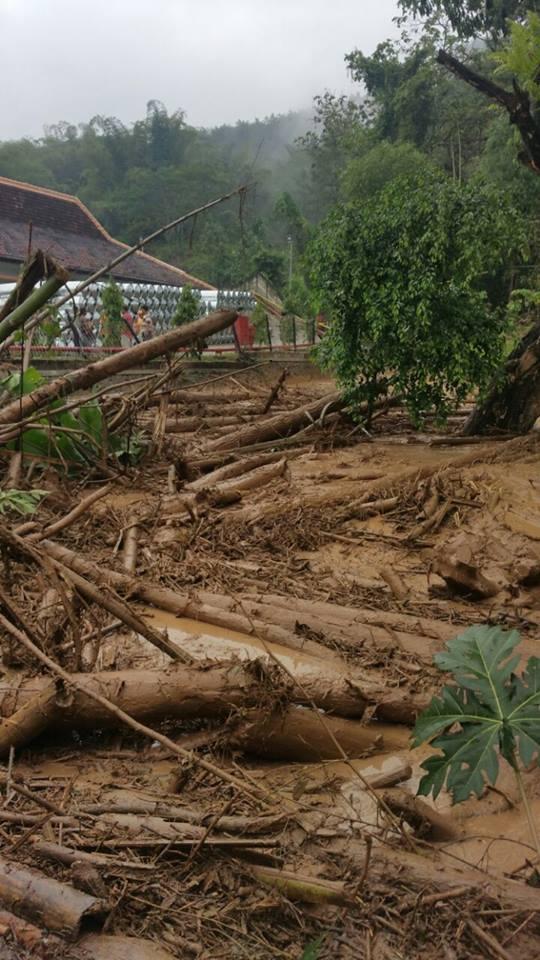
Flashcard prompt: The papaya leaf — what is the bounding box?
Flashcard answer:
[414,625,540,803]
[433,625,521,717]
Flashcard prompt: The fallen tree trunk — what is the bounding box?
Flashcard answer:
[464,322,540,434]
[229,706,408,761]
[0,309,238,426]
[0,681,59,757]
[377,787,462,841]
[38,540,344,662]
[185,451,290,491]
[0,664,264,745]
[203,390,346,452]
[0,854,107,938]
[162,414,257,433]
[212,457,287,495]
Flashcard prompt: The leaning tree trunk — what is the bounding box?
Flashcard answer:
[464,323,540,434]
[0,309,237,426]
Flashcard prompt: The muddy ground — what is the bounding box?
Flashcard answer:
[1,361,540,960]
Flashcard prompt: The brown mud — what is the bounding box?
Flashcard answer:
[0,362,539,958]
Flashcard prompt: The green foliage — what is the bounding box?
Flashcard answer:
[251,302,270,345]
[1,367,45,396]
[397,0,534,39]
[298,93,367,214]
[171,285,202,327]
[2,373,145,473]
[100,278,123,346]
[492,12,540,99]
[309,171,523,421]
[301,937,324,960]
[0,489,48,516]
[508,287,540,323]
[413,625,540,802]
[343,141,437,202]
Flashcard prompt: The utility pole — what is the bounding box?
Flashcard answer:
[287,236,293,289]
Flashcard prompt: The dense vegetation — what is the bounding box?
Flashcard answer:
[0,2,538,418]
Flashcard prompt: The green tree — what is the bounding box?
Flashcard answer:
[171,284,202,327]
[100,278,123,347]
[298,93,367,215]
[309,171,523,421]
[397,0,536,40]
[343,141,438,201]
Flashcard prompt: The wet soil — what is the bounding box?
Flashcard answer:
[2,365,540,958]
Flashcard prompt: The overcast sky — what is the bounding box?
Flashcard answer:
[0,0,401,140]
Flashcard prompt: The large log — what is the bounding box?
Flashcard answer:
[0,664,262,746]
[36,541,427,721]
[202,390,346,451]
[0,855,107,938]
[39,540,344,662]
[229,706,408,761]
[0,309,237,426]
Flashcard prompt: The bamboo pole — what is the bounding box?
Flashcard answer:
[0,267,69,344]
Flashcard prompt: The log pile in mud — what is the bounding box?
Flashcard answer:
[0,337,540,959]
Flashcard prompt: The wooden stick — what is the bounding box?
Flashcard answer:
[25,485,112,541]
[467,919,513,960]
[122,524,139,575]
[250,865,353,906]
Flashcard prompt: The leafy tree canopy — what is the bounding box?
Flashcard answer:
[309,171,523,421]
[397,0,536,39]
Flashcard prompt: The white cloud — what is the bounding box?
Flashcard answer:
[0,0,401,138]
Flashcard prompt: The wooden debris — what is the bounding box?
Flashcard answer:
[0,854,108,938]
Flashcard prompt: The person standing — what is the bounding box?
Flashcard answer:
[120,304,137,348]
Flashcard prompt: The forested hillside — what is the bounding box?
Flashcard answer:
[0,2,538,309]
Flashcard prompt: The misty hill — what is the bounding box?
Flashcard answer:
[0,102,315,289]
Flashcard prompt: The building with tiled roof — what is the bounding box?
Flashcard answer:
[0,176,213,290]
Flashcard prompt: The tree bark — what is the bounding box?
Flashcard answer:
[464,323,540,434]
[229,705,407,761]
[0,251,61,323]
[0,855,107,938]
[0,309,238,426]
[79,934,175,960]
[203,390,346,452]
[0,664,264,754]
[0,681,58,757]
[185,451,289,490]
